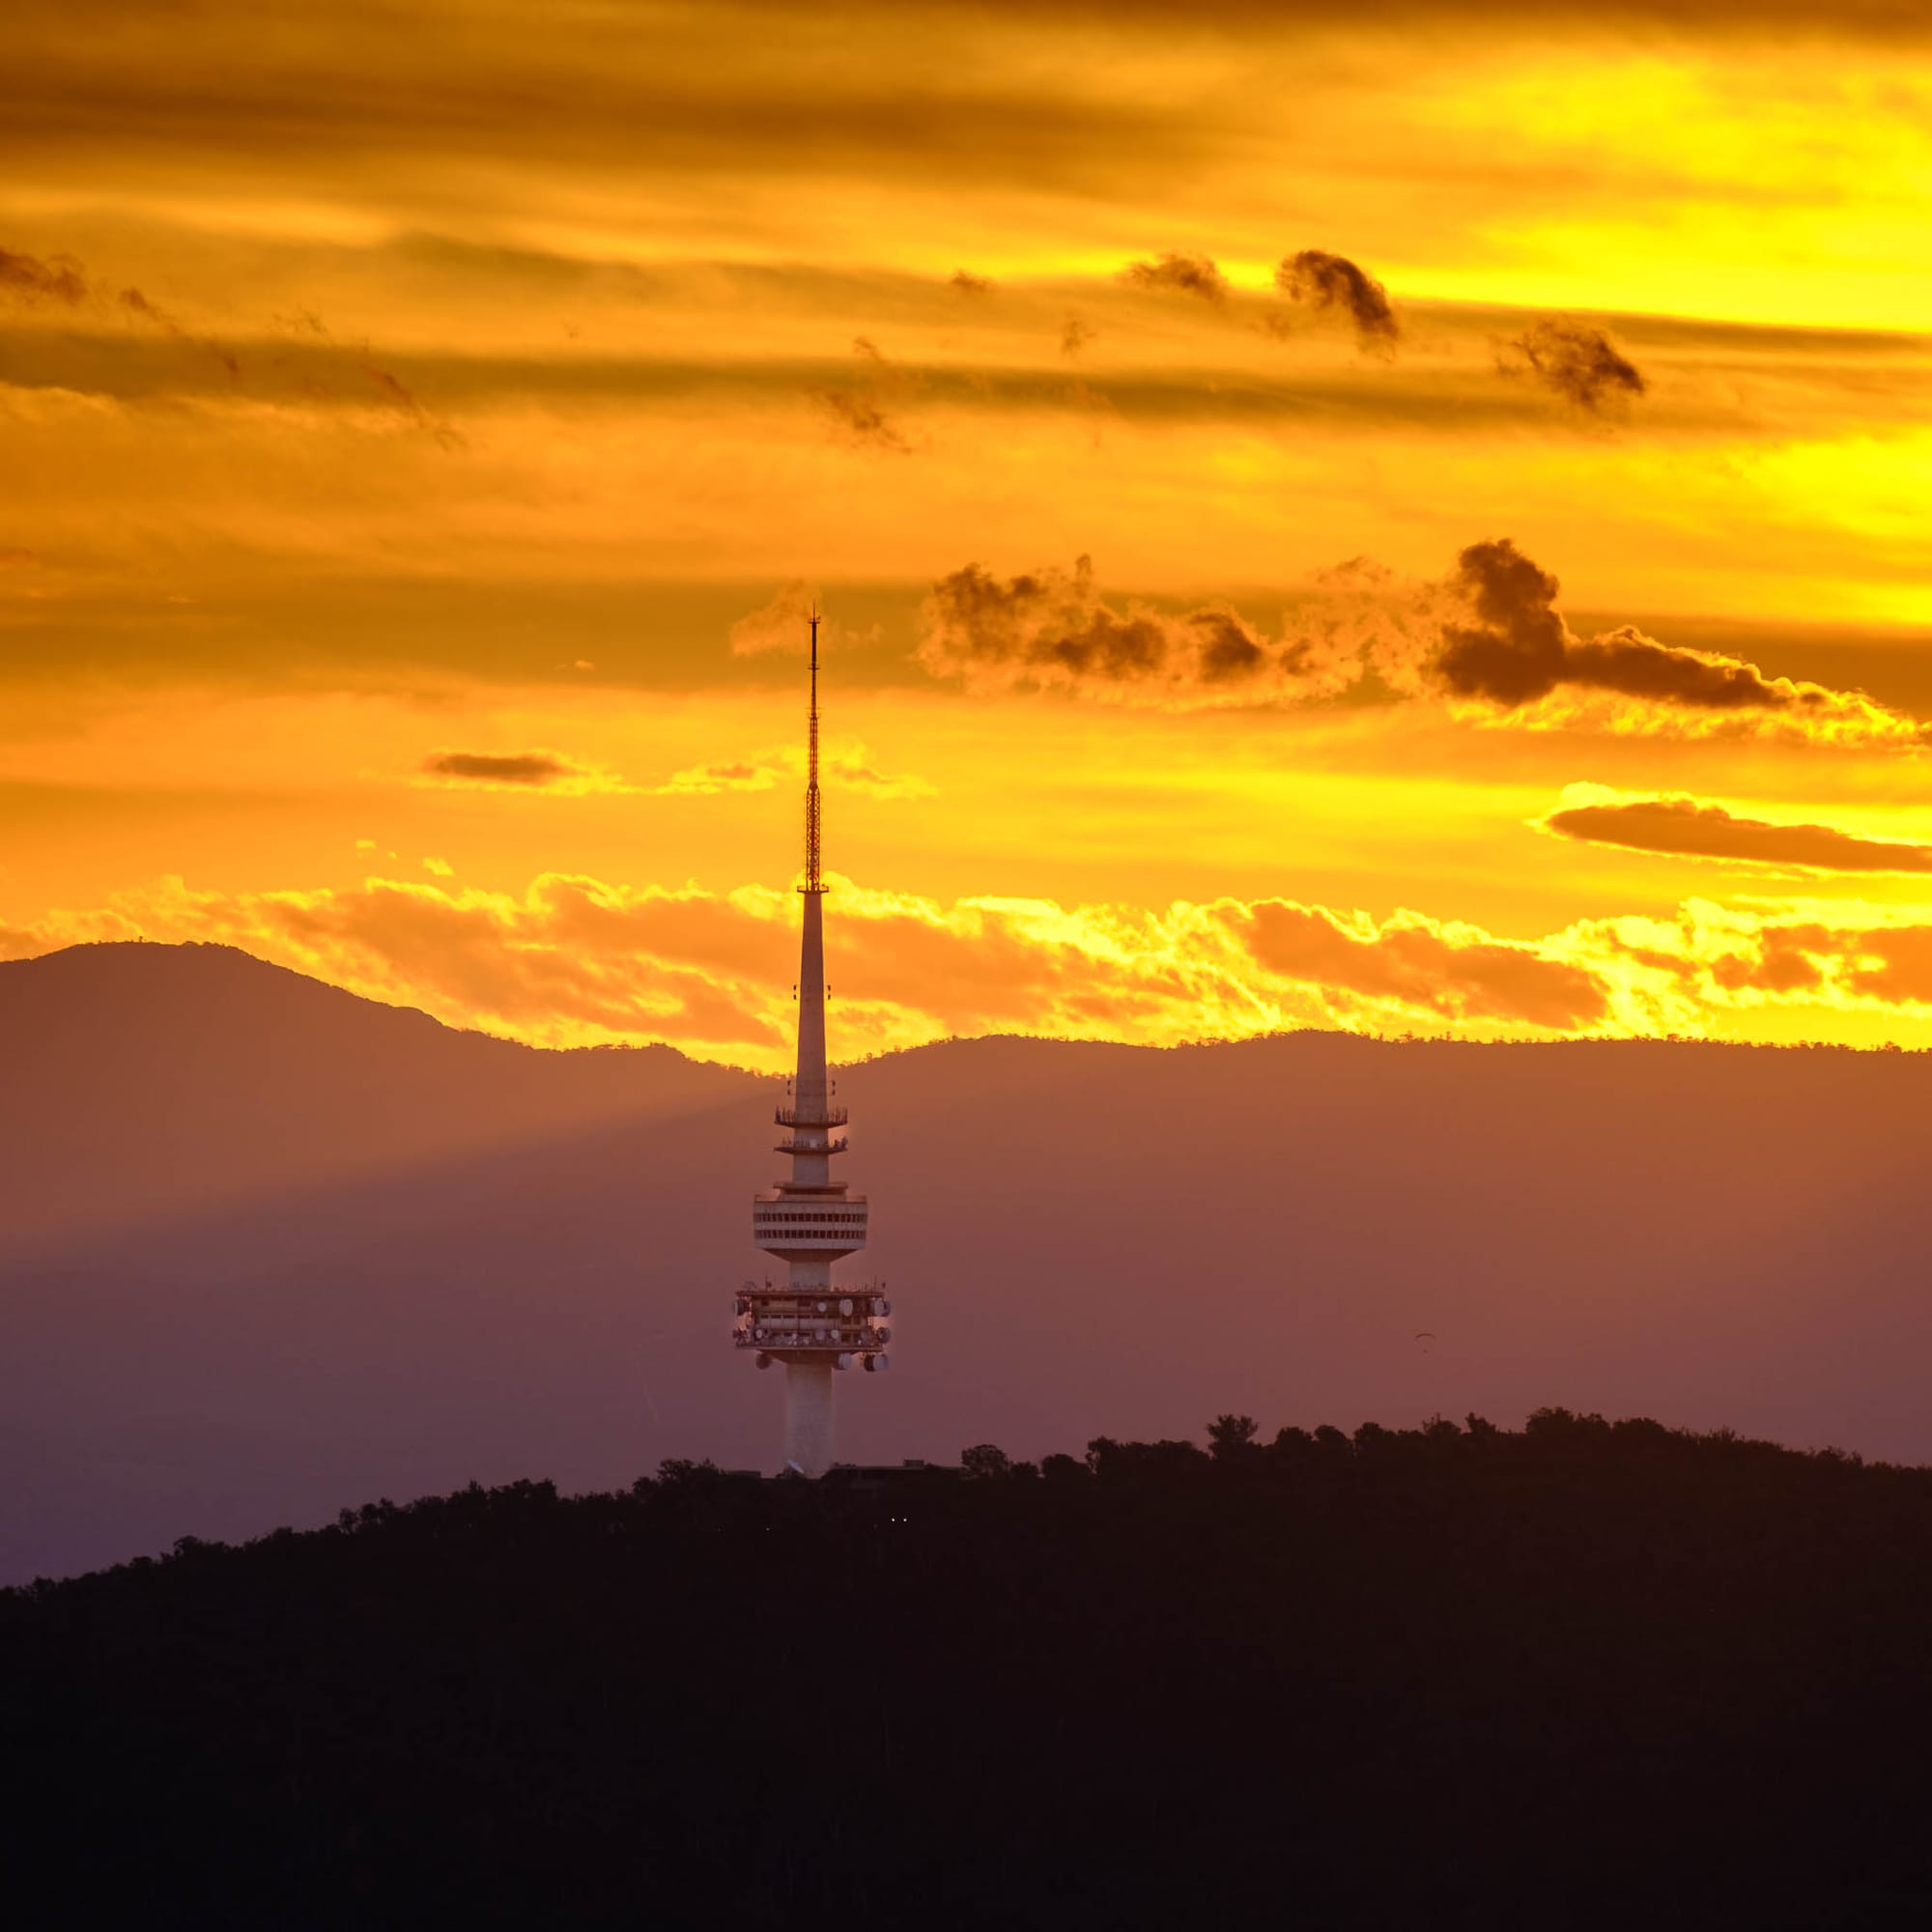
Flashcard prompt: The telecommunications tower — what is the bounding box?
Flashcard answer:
[732,613,890,1475]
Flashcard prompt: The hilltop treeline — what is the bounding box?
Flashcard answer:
[7,1410,1932,1928]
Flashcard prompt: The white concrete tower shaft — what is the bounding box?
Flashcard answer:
[733,612,890,1473]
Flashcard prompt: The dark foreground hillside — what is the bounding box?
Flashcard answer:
[7,1411,1932,1929]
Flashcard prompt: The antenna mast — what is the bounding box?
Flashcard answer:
[733,597,892,1477]
[805,610,822,894]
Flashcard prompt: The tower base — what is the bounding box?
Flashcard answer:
[782,1361,835,1477]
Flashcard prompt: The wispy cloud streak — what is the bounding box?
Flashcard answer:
[1545,791,1932,872]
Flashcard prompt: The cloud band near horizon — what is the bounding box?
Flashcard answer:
[9,868,1932,1067]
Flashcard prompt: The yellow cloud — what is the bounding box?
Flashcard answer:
[415,751,635,794]
[13,867,1932,1069]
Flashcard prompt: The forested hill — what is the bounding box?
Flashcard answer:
[8,1409,1932,1929]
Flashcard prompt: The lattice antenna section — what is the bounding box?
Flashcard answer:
[805,611,823,894]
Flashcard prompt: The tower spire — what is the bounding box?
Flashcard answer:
[732,606,890,1476]
[805,609,822,894]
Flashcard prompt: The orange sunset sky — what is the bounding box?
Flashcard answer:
[4,0,1931,1068]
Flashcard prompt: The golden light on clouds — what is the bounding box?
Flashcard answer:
[14,867,1932,1068]
[4,0,1932,1065]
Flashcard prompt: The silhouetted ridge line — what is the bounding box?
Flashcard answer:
[0,938,756,1262]
[7,1408,1932,1927]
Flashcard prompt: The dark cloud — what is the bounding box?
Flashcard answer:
[1497,317,1647,411]
[276,305,460,445]
[3,242,462,433]
[422,752,577,785]
[6,289,1891,448]
[115,285,172,326]
[813,388,912,452]
[950,270,993,295]
[2,240,247,381]
[2,244,216,365]
[119,284,201,331]
[357,357,455,441]
[1564,626,1794,706]
[359,360,417,412]
[1547,796,1932,873]
[919,539,1928,743]
[1435,541,1569,705]
[1273,250,1400,349]
[1060,314,1096,358]
[0,244,89,304]
[0,327,1614,436]
[1120,253,1232,306]
[919,554,1301,696]
[812,336,916,452]
[117,284,243,380]
[1435,539,1869,719]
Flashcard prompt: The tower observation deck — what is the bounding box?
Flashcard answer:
[731,613,890,1476]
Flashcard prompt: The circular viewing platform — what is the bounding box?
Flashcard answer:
[733,1284,892,1359]
[775,1104,848,1129]
[776,1135,848,1156]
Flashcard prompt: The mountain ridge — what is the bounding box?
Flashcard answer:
[0,939,758,1257]
[5,938,1932,1583]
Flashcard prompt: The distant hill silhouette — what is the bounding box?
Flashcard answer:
[0,942,751,1253]
[7,1411,1932,1928]
[5,940,1932,1582]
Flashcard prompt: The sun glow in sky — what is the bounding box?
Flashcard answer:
[5,0,1932,1066]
